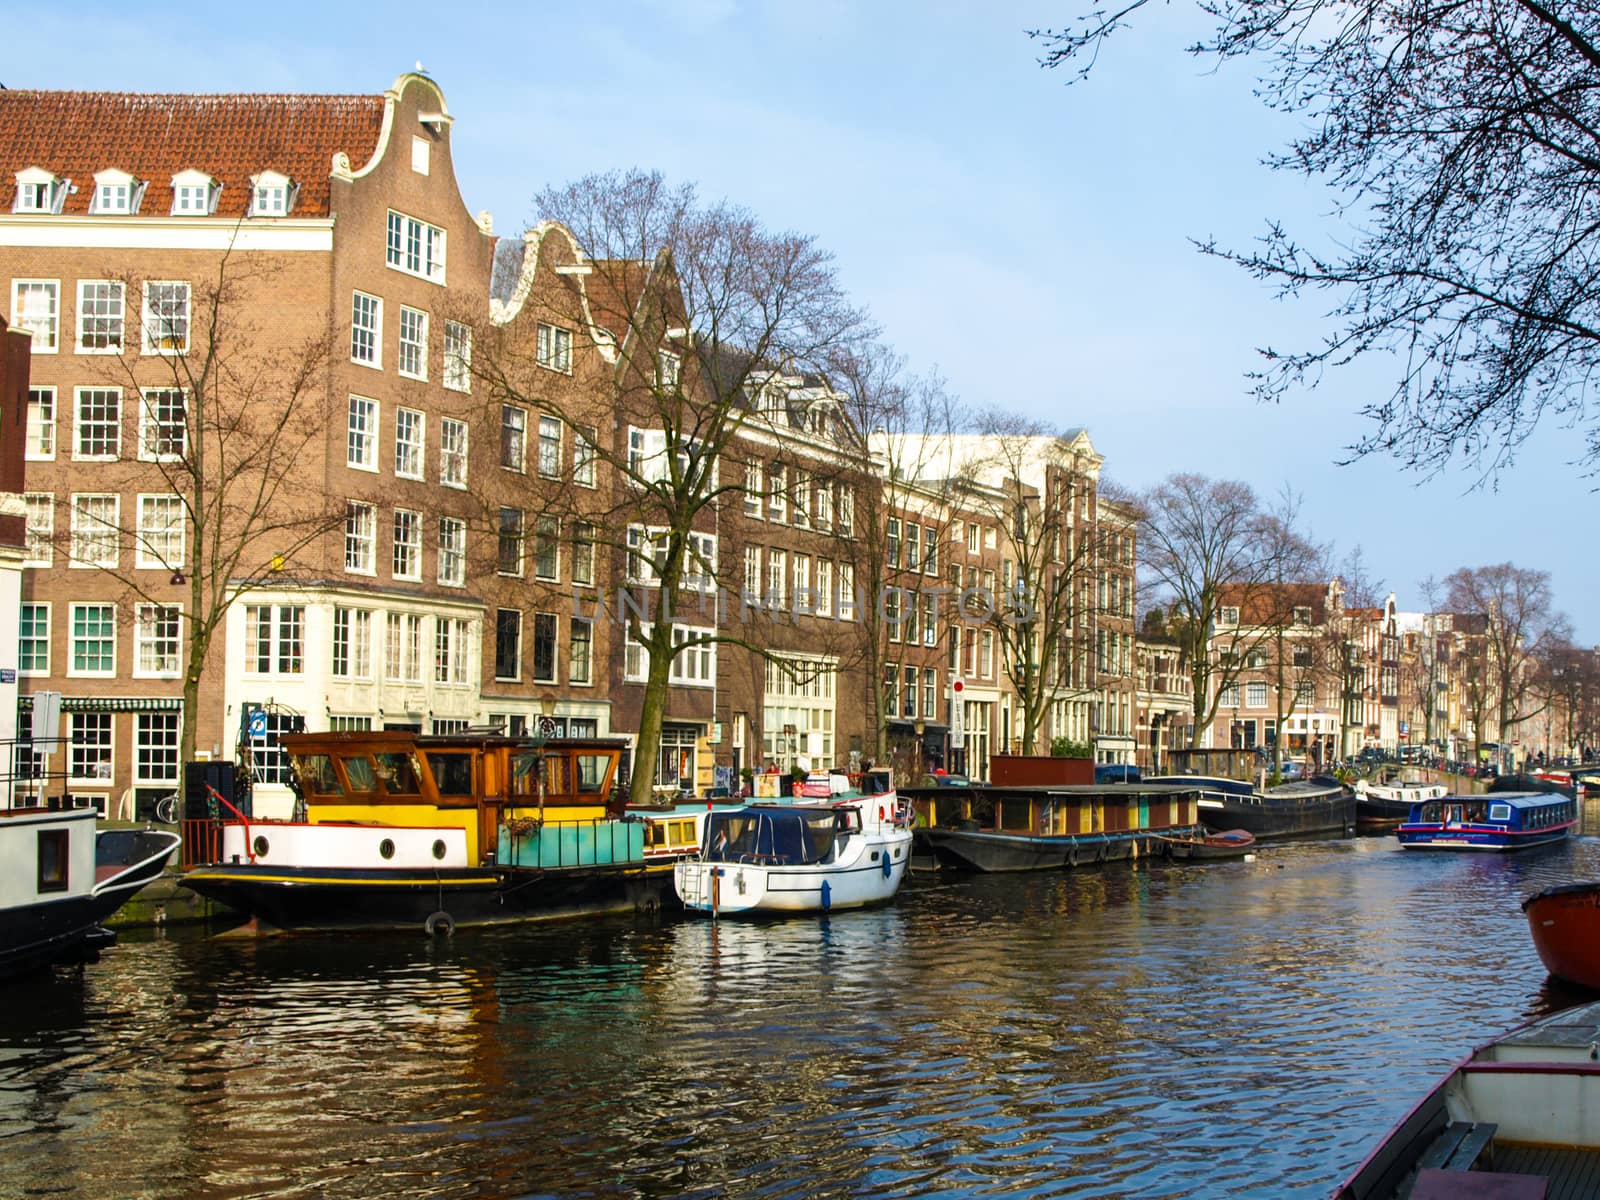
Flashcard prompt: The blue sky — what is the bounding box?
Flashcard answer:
[15,1,1592,640]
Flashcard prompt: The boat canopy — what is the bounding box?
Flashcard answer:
[704,807,843,865]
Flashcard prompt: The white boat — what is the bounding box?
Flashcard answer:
[1335,997,1600,1198]
[674,770,914,916]
[0,805,180,979]
[1354,778,1449,832]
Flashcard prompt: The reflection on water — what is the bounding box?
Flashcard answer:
[5,836,1598,1199]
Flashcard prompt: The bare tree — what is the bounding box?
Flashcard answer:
[1254,488,1330,774]
[42,252,336,764]
[1444,563,1560,759]
[475,171,870,804]
[1034,1,1600,473]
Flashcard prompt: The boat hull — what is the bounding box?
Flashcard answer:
[180,861,675,933]
[1397,824,1573,852]
[1196,788,1352,840]
[917,827,1151,872]
[675,829,912,915]
[1523,881,1600,989]
[1159,829,1256,861]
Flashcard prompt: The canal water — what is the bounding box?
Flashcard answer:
[5,834,1600,1200]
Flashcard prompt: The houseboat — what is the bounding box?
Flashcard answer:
[673,770,913,915]
[0,805,179,979]
[1335,998,1600,1198]
[1395,790,1575,852]
[1354,779,1448,833]
[904,780,1206,872]
[1522,880,1600,990]
[1139,773,1353,841]
[179,730,684,934]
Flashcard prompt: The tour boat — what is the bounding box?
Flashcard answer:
[909,781,1206,871]
[1335,997,1600,1199]
[1156,827,1256,861]
[0,806,180,979]
[180,730,688,934]
[673,771,913,915]
[1522,881,1600,990]
[1141,773,1354,840]
[1396,790,1575,852]
[1354,779,1448,833]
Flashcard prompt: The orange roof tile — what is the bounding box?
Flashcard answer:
[0,90,386,218]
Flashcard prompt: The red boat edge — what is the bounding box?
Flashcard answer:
[1522,880,1600,990]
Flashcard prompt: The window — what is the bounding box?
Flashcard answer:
[762,655,837,772]
[394,407,424,479]
[25,388,55,459]
[924,526,938,575]
[440,418,468,487]
[434,617,471,686]
[136,495,184,569]
[887,518,901,569]
[1295,681,1316,706]
[1247,681,1268,708]
[351,292,381,365]
[142,282,189,354]
[1293,645,1314,669]
[171,171,216,215]
[443,320,472,391]
[767,464,786,521]
[70,603,116,675]
[657,349,681,388]
[907,522,921,569]
[766,548,788,606]
[71,713,114,782]
[570,618,593,685]
[438,517,465,586]
[501,405,526,472]
[538,415,562,477]
[792,470,810,527]
[744,460,762,518]
[411,135,431,175]
[19,604,49,674]
[14,169,62,214]
[92,171,137,214]
[623,624,716,686]
[532,613,559,682]
[1294,606,1313,625]
[251,171,292,216]
[571,523,596,587]
[332,607,373,679]
[135,604,181,676]
[398,306,427,379]
[392,509,421,580]
[628,427,669,483]
[627,525,660,585]
[347,396,378,469]
[386,210,446,282]
[136,389,186,461]
[498,507,524,576]
[383,612,423,682]
[1219,683,1240,707]
[70,494,119,567]
[75,387,121,460]
[1220,606,1240,626]
[494,609,522,680]
[536,322,572,372]
[345,501,376,573]
[12,280,58,352]
[817,561,833,617]
[76,280,124,352]
[136,713,181,784]
[245,605,304,674]
[904,666,919,717]
[535,516,560,581]
[793,554,811,609]
[23,494,53,567]
[838,563,856,620]
[247,711,305,785]
[574,425,597,487]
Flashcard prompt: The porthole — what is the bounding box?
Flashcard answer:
[253,836,270,858]
[379,838,396,860]
[871,850,880,861]
[432,839,447,861]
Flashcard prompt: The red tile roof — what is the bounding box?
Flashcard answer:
[0,90,387,218]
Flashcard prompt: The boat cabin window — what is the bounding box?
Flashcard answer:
[999,796,1032,832]
[545,755,571,799]
[374,752,421,796]
[1489,803,1512,823]
[427,752,474,798]
[511,752,540,799]
[862,770,892,795]
[342,755,377,792]
[295,754,342,795]
[835,807,862,834]
[647,817,696,849]
[705,810,838,864]
[37,829,69,893]
[576,754,609,794]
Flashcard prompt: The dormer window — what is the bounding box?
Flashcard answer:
[250,171,294,217]
[91,169,142,215]
[170,170,218,216]
[1220,606,1240,626]
[13,167,65,214]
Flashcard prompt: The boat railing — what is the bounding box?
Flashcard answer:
[500,816,648,870]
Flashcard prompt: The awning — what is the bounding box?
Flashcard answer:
[18,695,183,713]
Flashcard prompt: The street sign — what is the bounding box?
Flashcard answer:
[950,679,966,750]
[247,707,268,738]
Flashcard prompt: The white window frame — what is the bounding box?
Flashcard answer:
[13,167,63,214]
[438,517,465,587]
[19,602,50,675]
[398,305,428,380]
[394,407,425,479]
[91,169,139,215]
[574,424,597,488]
[623,623,717,687]
[351,291,381,367]
[385,209,447,283]
[75,279,125,353]
[69,602,117,678]
[12,279,59,353]
[134,603,182,678]
[25,386,55,460]
[331,607,373,679]
[571,522,596,587]
[440,417,468,487]
[627,426,669,484]
[347,395,378,471]
[536,322,572,372]
[141,280,190,355]
[657,349,681,389]
[501,405,526,473]
[345,501,376,575]
[74,387,121,461]
[411,136,431,176]
[537,415,562,478]
[170,169,218,216]
[139,388,186,461]
[569,617,594,686]
[531,612,560,684]
[244,604,306,675]
[70,712,115,783]
[250,170,293,217]
[443,320,472,391]
[534,515,561,582]
[135,712,182,785]
[70,493,119,568]
[1247,681,1269,708]
[136,494,185,570]
[392,508,422,581]
[498,507,525,577]
[23,493,53,567]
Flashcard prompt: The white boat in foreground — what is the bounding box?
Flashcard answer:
[674,770,913,916]
[1335,998,1600,1198]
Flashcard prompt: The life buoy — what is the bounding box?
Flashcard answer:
[424,911,455,937]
